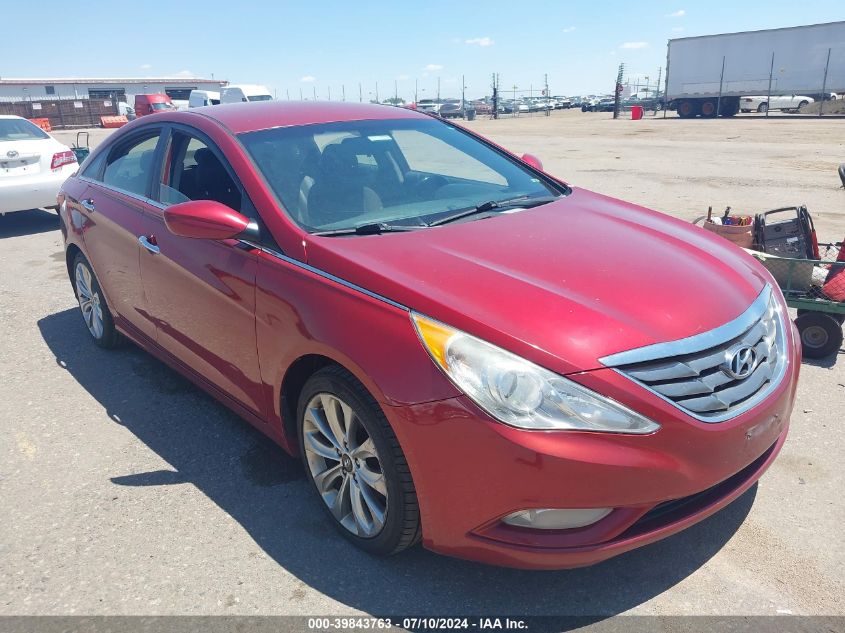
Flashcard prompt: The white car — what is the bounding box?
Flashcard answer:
[0,116,77,215]
[740,94,815,113]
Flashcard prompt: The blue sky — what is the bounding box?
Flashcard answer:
[4,1,843,99]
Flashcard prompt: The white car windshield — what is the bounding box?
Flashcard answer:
[240,118,565,233]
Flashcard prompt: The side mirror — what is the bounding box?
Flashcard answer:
[521,153,544,171]
[163,200,254,240]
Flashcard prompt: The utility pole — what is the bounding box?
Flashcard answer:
[461,74,466,116]
[342,84,346,101]
[544,73,549,117]
[394,79,398,103]
[437,76,441,101]
[328,86,331,101]
[375,81,379,103]
[492,73,499,119]
[613,63,625,119]
[313,86,317,101]
[299,87,303,100]
[286,89,290,100]
[358,83,362,102]
[414,78,418,103]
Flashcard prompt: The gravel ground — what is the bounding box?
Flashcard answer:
[1,111,843,620]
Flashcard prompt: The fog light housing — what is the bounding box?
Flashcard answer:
[502,508,612,530]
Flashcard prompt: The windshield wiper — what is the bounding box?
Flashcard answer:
[312,222,424,237]
[427,195,559,227]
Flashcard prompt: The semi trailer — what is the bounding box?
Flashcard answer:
[665,21,845,118]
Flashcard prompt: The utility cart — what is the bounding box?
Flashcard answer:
[750,243,845,358]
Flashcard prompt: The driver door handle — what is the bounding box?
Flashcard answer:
[80,198,95,212]
[139,235,160,254]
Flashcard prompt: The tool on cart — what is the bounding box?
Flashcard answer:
[753,206,819,259]
[693,207,754,248]
[71,132,90,164]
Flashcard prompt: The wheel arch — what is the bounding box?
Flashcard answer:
[65,243,84,290]
[279,353,338,450]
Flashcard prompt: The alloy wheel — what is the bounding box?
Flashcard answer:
[302,393,388,537]
[75,262,104,340]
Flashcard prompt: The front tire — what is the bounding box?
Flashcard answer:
[297,366,421,556]
[72,253,121,349]
[757,102,769,114]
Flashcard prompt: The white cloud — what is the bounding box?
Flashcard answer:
[396,74,410,81]
[666,9,685,17]
[561,26,576,33]
[465,36,494,47]
[176,70,193,77]
[140,64,152,70]
[672,26,685,32]
[423,64,444,71]
[620,41,649,50]
[300,75,316,83]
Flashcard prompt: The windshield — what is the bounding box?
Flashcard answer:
[240,118,565,232]
[151,102,174,111]
[247,95,272,102]
[0,118,50,142]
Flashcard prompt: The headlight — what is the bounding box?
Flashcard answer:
[412,313,660,434]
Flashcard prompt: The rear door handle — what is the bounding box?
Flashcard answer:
[80,198,95,212]
[138,235,160,254]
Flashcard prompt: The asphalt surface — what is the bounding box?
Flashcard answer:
[1,114,843,620]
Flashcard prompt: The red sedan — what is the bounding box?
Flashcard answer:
[57,102,798,569]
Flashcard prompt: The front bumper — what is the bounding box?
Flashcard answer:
[0,166,73,214]
[384,340,798,569]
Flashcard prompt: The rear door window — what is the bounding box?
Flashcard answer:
[102,132,162,197]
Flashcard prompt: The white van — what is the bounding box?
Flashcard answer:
[220,84,273,104]
[189,90,221,108]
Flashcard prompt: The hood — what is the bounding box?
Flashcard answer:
[305,188,769,375]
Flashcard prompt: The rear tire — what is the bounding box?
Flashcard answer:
[72,253,122,349]
[795,312,843,358]
[297,365,421,556]
[677,100,698,119]
[757,102,769,114]
[700,99,718,118]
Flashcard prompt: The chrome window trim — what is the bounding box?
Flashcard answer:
[239,240,409,312]
[77,175,166,210]
[601,285,789,424]
[600,286,773,366]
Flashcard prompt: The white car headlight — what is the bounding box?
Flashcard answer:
[412,313,660,434]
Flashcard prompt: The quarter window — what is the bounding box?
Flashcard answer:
[102,132,161,197]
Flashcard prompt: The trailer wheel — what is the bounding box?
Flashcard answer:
[677,100,698,119]
[798,309,845,326]
[700,99,718,118]
[795,312,843,359]
[798,100,809,111]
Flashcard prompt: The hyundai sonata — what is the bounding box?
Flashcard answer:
[57,102,798,568]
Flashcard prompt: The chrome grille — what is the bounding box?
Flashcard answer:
[600,286,788,422]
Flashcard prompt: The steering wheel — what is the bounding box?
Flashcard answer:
[413,174,449,197]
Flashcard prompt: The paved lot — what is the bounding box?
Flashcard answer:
[1,112,844,619]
